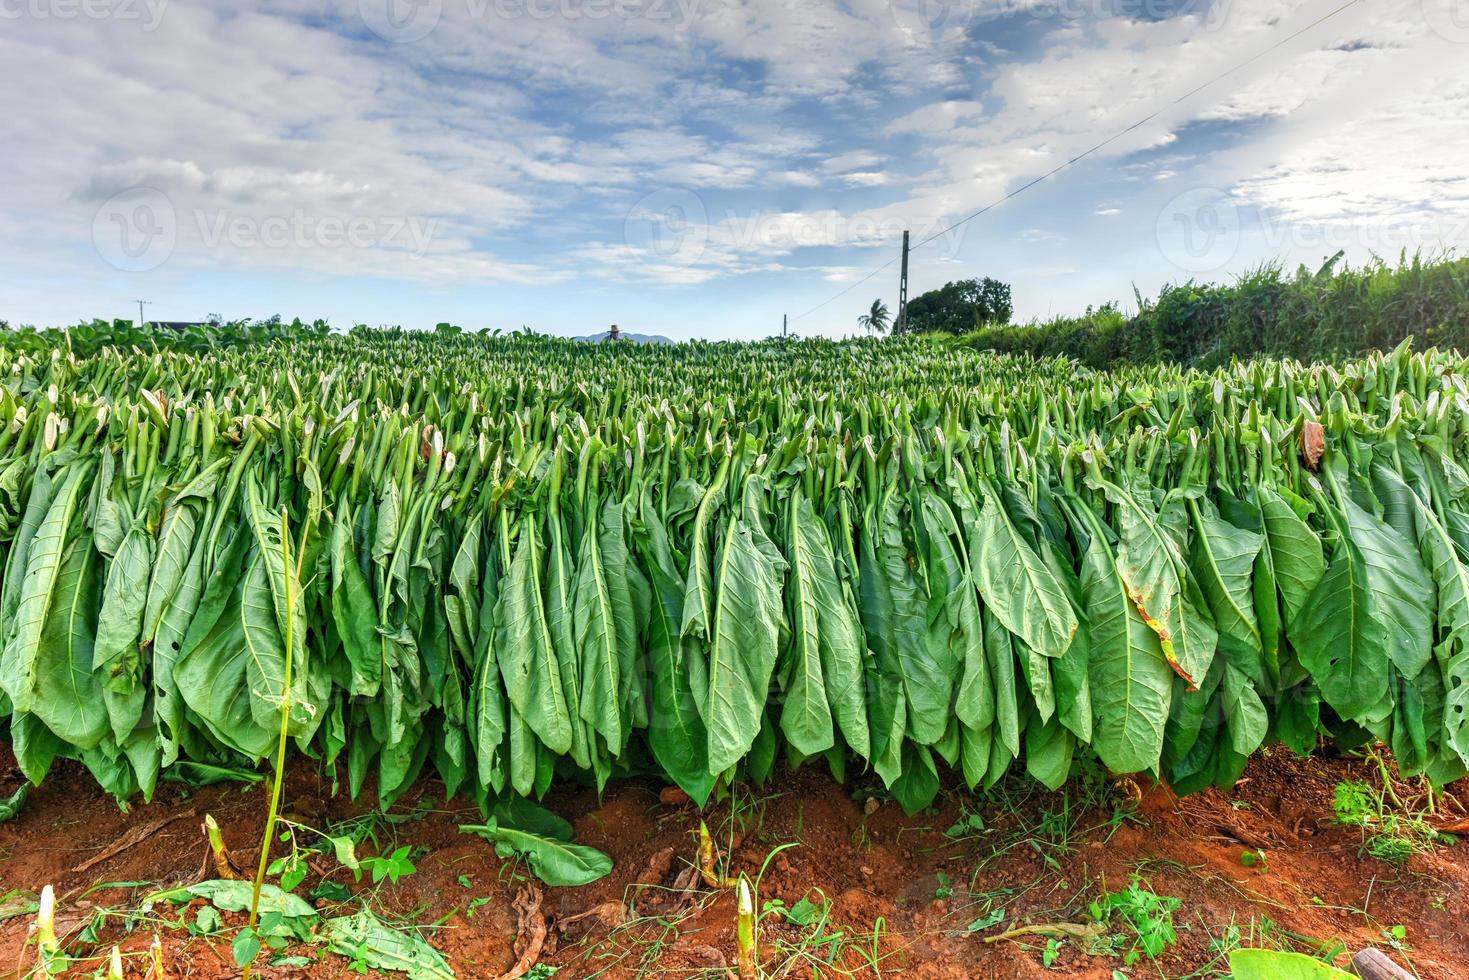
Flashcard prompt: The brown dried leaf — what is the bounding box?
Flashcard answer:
[1300,420,1325,470]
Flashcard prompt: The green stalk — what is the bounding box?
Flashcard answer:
[735,876,757,980]
[244,509,298,980]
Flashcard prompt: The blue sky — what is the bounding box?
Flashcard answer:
[3,0,1465,340]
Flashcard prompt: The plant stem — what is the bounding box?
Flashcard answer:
[244,511,298,979]
[736,876,757,980]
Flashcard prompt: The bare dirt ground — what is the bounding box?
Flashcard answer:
[1,746,1466,979]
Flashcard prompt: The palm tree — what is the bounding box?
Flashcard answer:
[857,299,890,336]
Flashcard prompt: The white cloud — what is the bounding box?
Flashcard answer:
[1,0,1464,331]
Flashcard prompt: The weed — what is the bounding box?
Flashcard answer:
[1088,878,1180,964]
[1332,779,1451,864]
[1333,781,1376,827]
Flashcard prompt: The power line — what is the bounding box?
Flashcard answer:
[912,0,1363,252]
[791,254,900,322]
[793,0,1364,323]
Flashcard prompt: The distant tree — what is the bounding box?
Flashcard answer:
[857,299,890,335]
[896,277,1012,335]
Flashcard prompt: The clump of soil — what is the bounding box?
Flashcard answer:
[0,747,1464,978]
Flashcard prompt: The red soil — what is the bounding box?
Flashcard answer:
[1,747,1465,978]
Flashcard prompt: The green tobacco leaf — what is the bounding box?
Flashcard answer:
[1412,496,1469,763]
[1,464,90,714]
[487,795,574,841]
[155,879,317,926]
[459,823,613,886]
[881,495,953,745]
[173,573,275,760]
[781,491,835,757]
[324,908,455,979]
[1258,487,1325,626]
[0,784,28,821]
[239,554,312,737]
[1340,496,1433,680]
[638,497,715,805]
[496,521,573,755]
[331,510,382,698]
[1188,497,1265,684]
[1289,535,1387,724]
[1294,494,1434,723]
[1227,948,1354,980]
[1098,480,1217,688]
[972,485,1077,659]
[31,533,106,749]
[573,502,623,755]
[1079,517,1172,774]
[93,524,153,740]
[700,507,786,775]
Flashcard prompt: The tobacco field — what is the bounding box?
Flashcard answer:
[2,329,1467,818]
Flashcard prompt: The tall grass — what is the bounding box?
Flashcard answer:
[965,253,1469,367]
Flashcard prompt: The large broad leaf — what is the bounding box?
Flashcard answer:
[1227,948,1354,980]
[156,879,317,926]
[574,501,624,755]
[239,554,314,737]
[93,524,153,739]
[1405,486,1469,764]
[1289,531,1390,724]
[459,822,613,886]
[971,485,1077,659]
[543,509,591,772]
[1025,715,1073,790]
[598,497,648,733]
[141,503,196,646]
[1,463,89,714]
[488,794,574,841]
[1095,479,1217,688]
[699,507,787,775]
[30,533,107,749]
[780,491,836,757]
[801,496,869,760]
[946,478,995,734]
[331,510,382,698]
[1257,486,1325,625]
[1079,519,1172,774]
[920,492,987,732]
[984,606,1021,758]
[173,558,276,760]
[1188,497,1265,685]
[152,521,208,765]
[323,908,455,980]
[495,521,573,755]
[678,461,729,641]
[638,497,715,806]
[880,494,953,745]
[1340,495,1434,680]
[858,514,908,789]
[1221,663,1268,758]
[470,539,508,795]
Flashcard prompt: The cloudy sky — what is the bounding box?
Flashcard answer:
[3,0,1465,339]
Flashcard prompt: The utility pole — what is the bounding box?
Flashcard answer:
[135,299,151,328]
[782,314,787,337]
[895,230,910,334]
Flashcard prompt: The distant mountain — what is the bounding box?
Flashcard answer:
[575,331,674,345]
